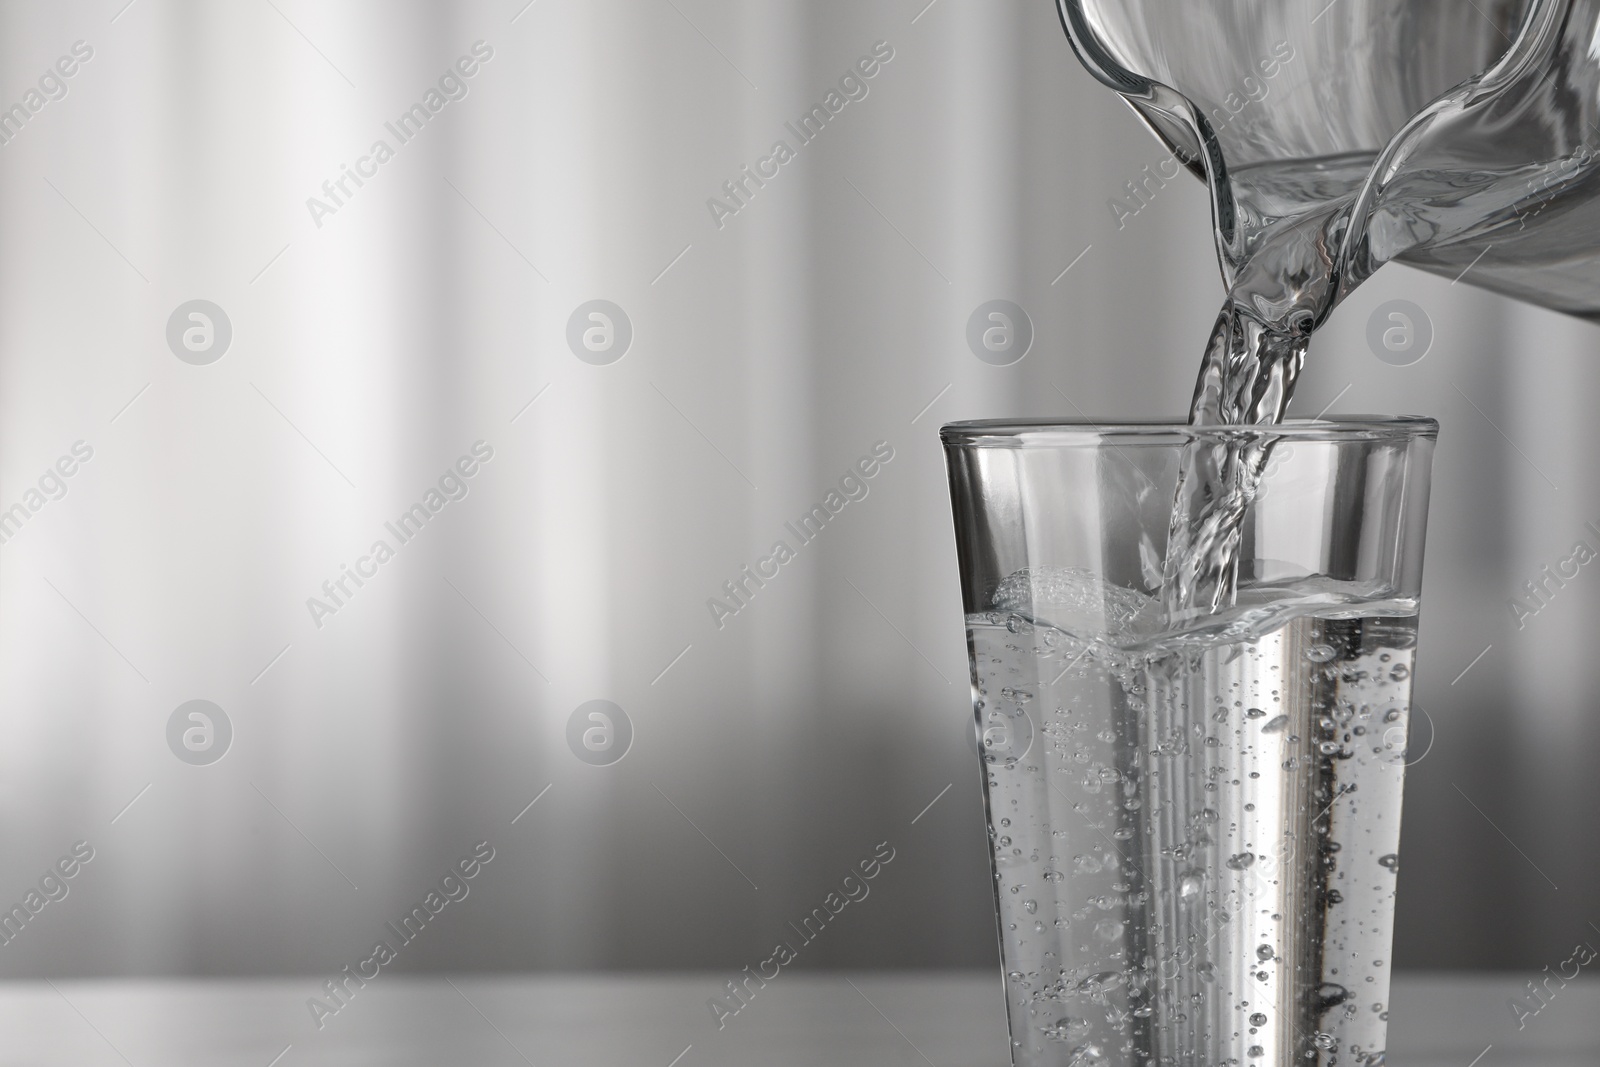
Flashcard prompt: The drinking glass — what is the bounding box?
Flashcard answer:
[942,417,1437,1067]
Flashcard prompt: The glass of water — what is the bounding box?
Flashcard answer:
[942,417,1437,1067]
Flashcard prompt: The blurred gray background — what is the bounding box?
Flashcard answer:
[0,0,1592,982]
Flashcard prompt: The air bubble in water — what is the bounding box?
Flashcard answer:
[1378,854,1399,873]
[1246,707,1267,719]
[1042,1016,1090,1042]
[1261,715,1290,733]
[1077,971,1121,994]
[1064,1042,1104,1066]
[1317,983,1349,1008]
[1256,945,1274,962]
[1249,1012,1268,1026]
[1178,870,1204,902]
[1227,853,1255,870]
[1305,644,1338,663]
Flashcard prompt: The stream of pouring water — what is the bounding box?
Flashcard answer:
[1147,59,1386,620]
[1162,307,1308,619]
[1161,196,1337,621]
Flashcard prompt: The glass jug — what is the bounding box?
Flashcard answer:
[1057,0,1600,324]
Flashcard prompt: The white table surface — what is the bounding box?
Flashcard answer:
[3,972,1592,1065]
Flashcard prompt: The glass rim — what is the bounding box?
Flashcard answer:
[940,414,1439,446]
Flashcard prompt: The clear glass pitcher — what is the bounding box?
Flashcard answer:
[1057,0,1600,324]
